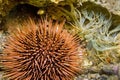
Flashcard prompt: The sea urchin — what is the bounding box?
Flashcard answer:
[2,18,83,80]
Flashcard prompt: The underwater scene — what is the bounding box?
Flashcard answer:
[0,0,120,80]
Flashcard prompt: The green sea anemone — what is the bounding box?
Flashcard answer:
[74,9,120,64]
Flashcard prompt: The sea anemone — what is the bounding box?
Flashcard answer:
[2,18,83,80]
[73,8,120,64]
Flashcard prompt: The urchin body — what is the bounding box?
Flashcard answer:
[2,19,83,80]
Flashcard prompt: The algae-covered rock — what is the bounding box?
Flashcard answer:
[0,0,81,30]
[82,0,120,16]
[0,0,18,16]
[0,0,81,17]
[0,0,120,80]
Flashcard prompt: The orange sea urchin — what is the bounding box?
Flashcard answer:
[2,18,83,80]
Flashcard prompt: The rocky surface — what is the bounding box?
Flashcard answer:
[0,0,120,80]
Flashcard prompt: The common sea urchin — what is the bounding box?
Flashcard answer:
[2,18,83,80]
